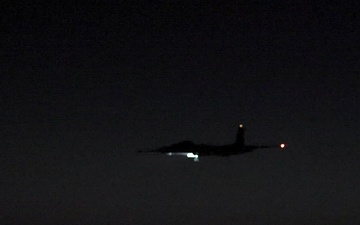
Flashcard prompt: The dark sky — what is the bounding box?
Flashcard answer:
[1,1,360,224]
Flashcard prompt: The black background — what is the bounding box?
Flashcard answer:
[1,1,360,224]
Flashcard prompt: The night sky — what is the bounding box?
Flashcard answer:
[1,1,360,224]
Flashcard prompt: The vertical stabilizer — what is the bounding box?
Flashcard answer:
[235,124,245,147]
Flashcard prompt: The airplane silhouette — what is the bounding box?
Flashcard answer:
[139,124,286,162]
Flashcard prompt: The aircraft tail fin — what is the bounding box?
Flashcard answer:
[235,124,245,147]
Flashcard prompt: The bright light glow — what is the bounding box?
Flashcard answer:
[239,124,243,128]
[280,143,286,149]
[186,153,199,159]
